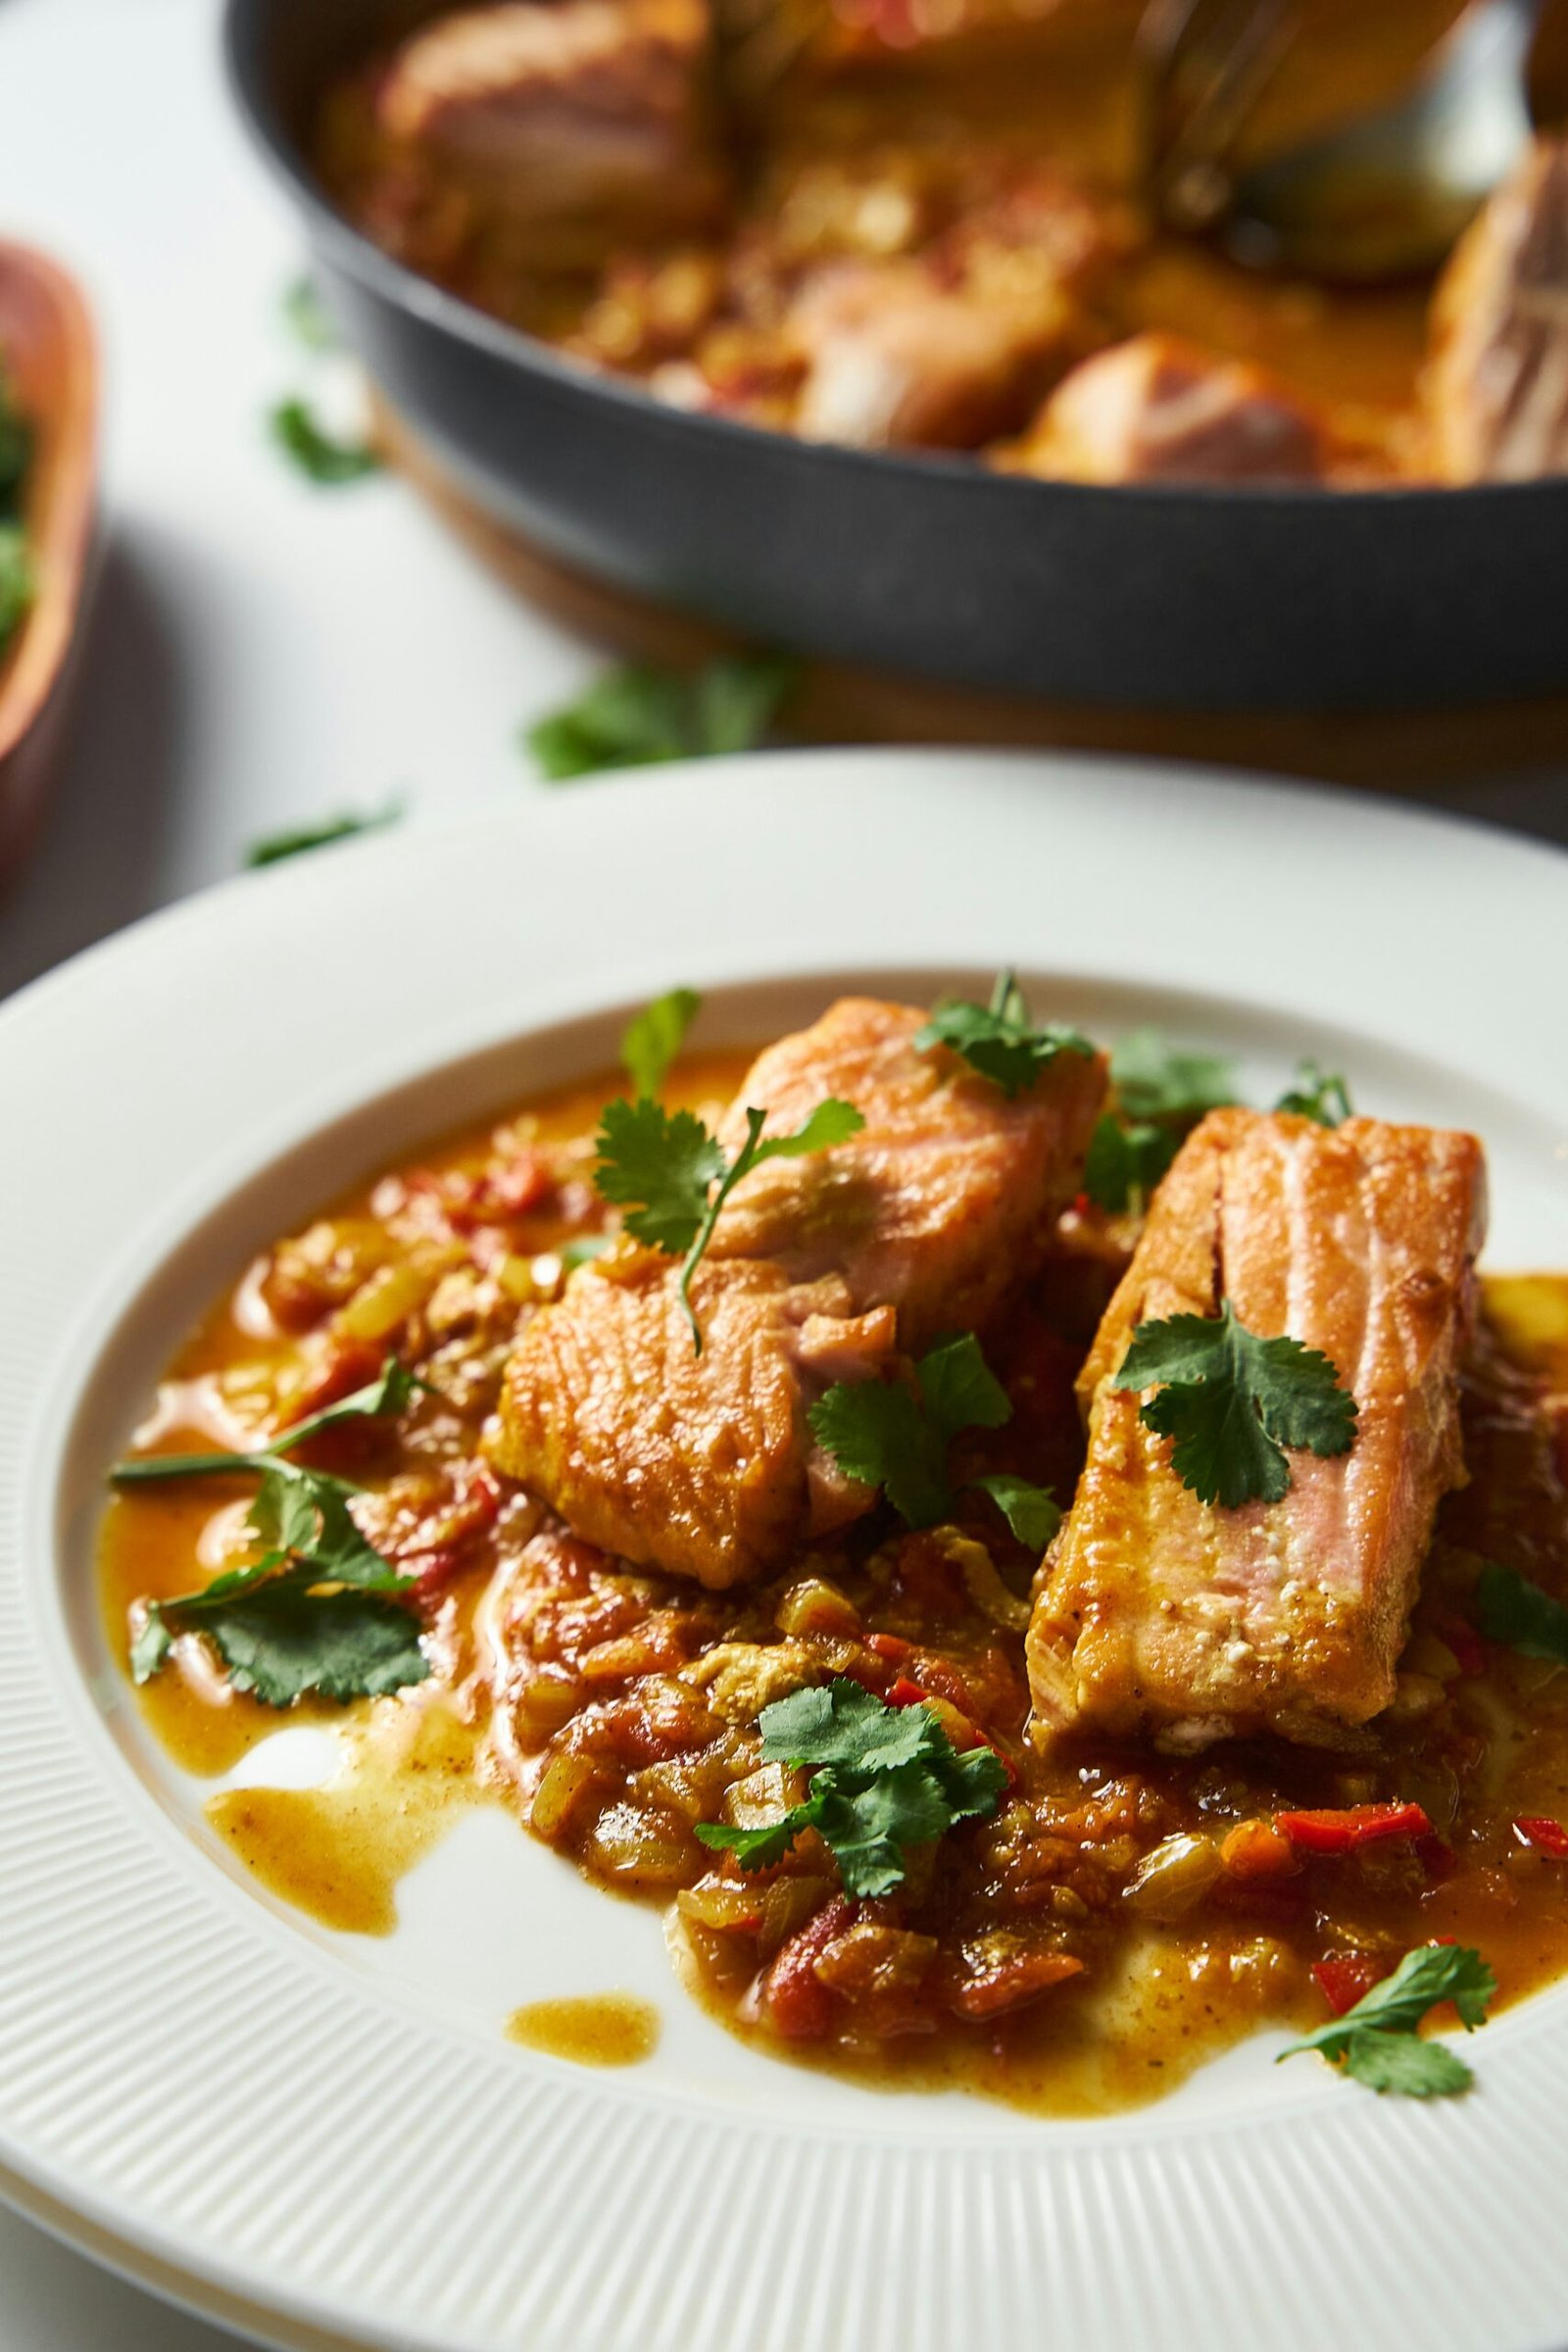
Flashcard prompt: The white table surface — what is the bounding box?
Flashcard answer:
[1,0,1566,2342]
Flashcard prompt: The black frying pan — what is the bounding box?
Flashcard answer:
[224,0,1568,712]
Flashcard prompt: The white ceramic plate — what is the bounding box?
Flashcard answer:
[5,751,1568,2352]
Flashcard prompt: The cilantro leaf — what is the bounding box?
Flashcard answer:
[1278,1943,1494,2096]
[968,1472,1061,1550]
[1474,1560,1568,1663]
[759,1677,933,1774]
[270,397,381,485]
[1083,1114,1178,1213]
[1276,1060,1354,1127]
[139,1565,428,1707]
[593,1097,725,1256]
[246,803,400,867]
[558,1233,612,1270]
[808,1379,947,1529]
[697,1677,1007,1897]
[916,971,1096,1101]
[808,1332,1013,1531]
[526,653,797,782]
[593,1093,863,1350]
[1109,1029,1237,1123]
[113,1355,429,1706]
[621,987,701,1100]
[1112,1300,1357,1507]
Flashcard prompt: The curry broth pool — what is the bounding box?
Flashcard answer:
[99,1048,1568,2110]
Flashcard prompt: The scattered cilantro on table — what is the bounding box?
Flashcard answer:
[270,396,382,485]
[245,802,401,867]
[1278,1943,1494,2096]
[593,1093,864,1351]
[621,987,701,1100]
[1111,1299,1357,1507]
[1473,1561,1568,1664]
[281,271,340,354]
[808,1331,1057,1545]
[696,1677,1007,1896]
[526,652,798,782]
[113,1357,430,1705]
[915,971,1095,1101]
[1275,1059,1353,1126]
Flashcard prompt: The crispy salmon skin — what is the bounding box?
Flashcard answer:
[1027,1108,1487,1750]
[495,996,1105,1587]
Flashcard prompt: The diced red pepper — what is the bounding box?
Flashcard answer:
[1275,1802,1432,1854]
[758,1897,855,2042]
[865,1633,913,1664]
[1311,1952,1386,2017]
[949,1946,1085,2022]
[886,1676,931,1709]
[1438,1618,1487,1678]
[1513,1815,1568,1858]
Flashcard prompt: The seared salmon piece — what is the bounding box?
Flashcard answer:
[1007,333,1327,485]
[1428,139,1568,482]
[495,997,1106,1587]
[375,0,725,251]
[1027,1108,1487,1749]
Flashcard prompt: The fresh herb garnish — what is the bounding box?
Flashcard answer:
[245,802,401,867]
[1278,1942,1494,2096]
[281,272,339,353]
[1276,1059,1353,1127]
[621,987,701,1100]
[114,1357,429,1706]
[968,1472,1062,1551]
[1083,1115,1178,1214]
[696,1677,1007,1896]
[558,1233,612,1271]
[1083,1029,1239,1212]
[1109,1029,1238,1124]
[593,1093,864,1351]
[809,1332,1009,1529]
[1111,1299,1357,1507]
[1474,1560,1568,1664]
[808,1333,1057,1546]
[915,972,1095,1102]
[270,397,381,485]
[526,652,798,782]
[0,521,30,652]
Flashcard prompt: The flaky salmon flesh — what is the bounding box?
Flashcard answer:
[494,997,1106,1587]
[1027,1108,1487,1752]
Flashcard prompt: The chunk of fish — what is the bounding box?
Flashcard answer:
[1008,332,1327,485]
[1027,1108,1486,1749]
[1428,138,1568,482]
[495,997,1106,1587]
[376,0,725,249]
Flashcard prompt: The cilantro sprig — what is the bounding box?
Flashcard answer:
[808,1332,1058,1546]
[1474,1561,1568,1664]
[620,986,701,1100]
[1111,1300,1357,1507]
[113,1359,430,1706]
[1276,1059,1353,1127]
[915,972,1095,1101]
[526,653,798,782]
[270,397,381,485]
[1084,1029,1238,1213]
[1279,1943,1494,2096]
[593,1094,864,1351]
[696,1678,1006,1896]
[0,366,32,656]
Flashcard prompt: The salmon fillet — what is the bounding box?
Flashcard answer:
[495,996,1106,1587]
[1027,1108,1487,1750]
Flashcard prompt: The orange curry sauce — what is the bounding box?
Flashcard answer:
[100,1052,1568,2112]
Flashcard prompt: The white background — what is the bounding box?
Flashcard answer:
[1,0,1566,2342]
